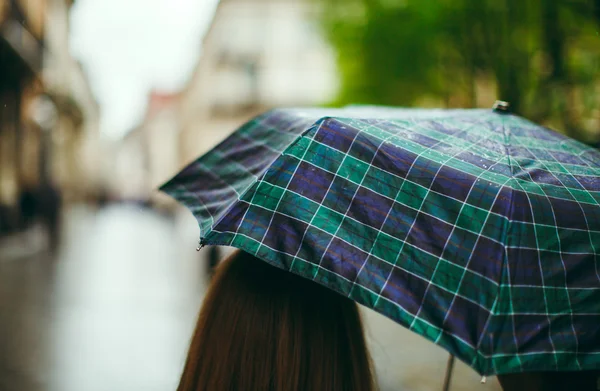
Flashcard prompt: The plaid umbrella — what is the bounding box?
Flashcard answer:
[161,106,600,376]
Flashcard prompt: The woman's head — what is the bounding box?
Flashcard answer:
[178,250,375,391]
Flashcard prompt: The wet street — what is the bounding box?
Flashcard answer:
[0,204,500,391]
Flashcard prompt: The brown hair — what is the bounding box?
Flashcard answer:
[177,250,376,391]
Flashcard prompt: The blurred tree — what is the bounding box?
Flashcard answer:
[318,0,600,142]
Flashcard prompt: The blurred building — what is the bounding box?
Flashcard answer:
[42,0,101,203]
[178,0,339,166]
[0,0,99,234]
[115,91,181,210]
[0,0,43,232]
[118,0,338,212]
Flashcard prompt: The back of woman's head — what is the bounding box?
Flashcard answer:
[177,250,375,391]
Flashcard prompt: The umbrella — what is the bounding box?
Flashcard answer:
[161,104,600,378]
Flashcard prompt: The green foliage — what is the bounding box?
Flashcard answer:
[318,0,600,142]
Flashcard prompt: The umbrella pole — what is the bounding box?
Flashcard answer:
[442,354,455,391]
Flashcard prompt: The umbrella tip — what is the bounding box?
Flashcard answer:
[492,100,510,113]
[481,376,487,384]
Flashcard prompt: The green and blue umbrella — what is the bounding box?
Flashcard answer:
[161,106,600,376]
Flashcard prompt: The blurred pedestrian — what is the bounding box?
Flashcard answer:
[19,188,37,230]
[206,245,220,276]
[37,183,62,253]
[178,250,376,391]
[96,188,109,209]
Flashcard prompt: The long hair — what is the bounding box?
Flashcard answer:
[177,250,376,391]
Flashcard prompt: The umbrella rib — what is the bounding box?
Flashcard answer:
[511,134,588,370]
[285,119,370,272]
[376,117,490,314]
[308,121,382,280]
[480,113,526,373]
[229,116,330,257]
[204,113,320,243]
[345,120,426,298]
[452,174,513,373]
[253,124,325,261]
[505,245,599,254]
[400,117,512,373]
[504,150,560,371]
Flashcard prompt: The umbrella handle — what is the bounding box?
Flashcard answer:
[442,354,455,391]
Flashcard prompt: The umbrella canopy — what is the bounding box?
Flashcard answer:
[161,106,600,376]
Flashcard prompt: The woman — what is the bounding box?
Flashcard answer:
[178,250,376,391]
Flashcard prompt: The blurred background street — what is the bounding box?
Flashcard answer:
[2,0,600,389]
[0,204,207,391]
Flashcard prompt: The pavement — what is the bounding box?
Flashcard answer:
[0,203,501,391]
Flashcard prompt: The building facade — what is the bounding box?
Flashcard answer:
[178,0,338,166]
[0,0,99,234]
[117,0,338,213]
[1,0,47,233]
[114,91,181,209]
[42,0,100,203]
